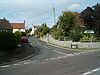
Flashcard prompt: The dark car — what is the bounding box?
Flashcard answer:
[21,36,28,43]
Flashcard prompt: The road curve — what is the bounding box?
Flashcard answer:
[0,36,100,75]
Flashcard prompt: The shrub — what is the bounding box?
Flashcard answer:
[80,33,96,42]
[14,31,21,44]
[0,32,18,52]
[21,32,26,36]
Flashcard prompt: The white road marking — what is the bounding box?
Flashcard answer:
[92,68,100,72]
[23,62,31,65]
[0,50,96,68]
[45,59,49,61]
[62,56,67,58]
[57,56,63,59]
[43,46,50,49]
[50,58,56,60]
[37,43,41,46]
[66,53,74,56]
[82,67,100,75]
[73,53,80,56]
[54,50,67,55]
[31,61,37,63]
[13,63,21,66]
[82,71,92,75]
[1,65,10,68]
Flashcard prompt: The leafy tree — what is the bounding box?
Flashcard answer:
[34,23,50,37]
[34,26,42,37]
[58,12,76,36]
[93,3,100,35]
[70,24,82,41]
[51,28,63,40]
[25,28,32,34]
[51,12,80,40]
[41,23,50,35]
[81,3,100,35]
[81,7,94,29]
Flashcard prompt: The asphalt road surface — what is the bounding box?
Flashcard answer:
[0,36,100,75]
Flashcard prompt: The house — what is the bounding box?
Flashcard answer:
[0,18,13,32]
[30,25,40,35]
[11,21,25,33]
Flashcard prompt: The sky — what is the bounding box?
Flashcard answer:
[0,0,100,28]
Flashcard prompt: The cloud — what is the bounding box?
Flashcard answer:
[67,4,80,10]
[0,0,99,28]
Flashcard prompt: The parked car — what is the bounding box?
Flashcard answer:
[21,36,28,43]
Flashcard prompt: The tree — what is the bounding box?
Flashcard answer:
[81,3,100,35]
[93,3,100,35]
[51,12,79,40]
[81,7,94,29]
[51,28,63,40]
[25,28,32,34]
[34,23,50,37]
[58,12,76,36]
[41,23,50,36]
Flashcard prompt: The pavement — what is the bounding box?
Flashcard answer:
[0,43,38,66]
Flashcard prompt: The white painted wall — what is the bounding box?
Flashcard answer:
[13,29,25,33]
[30,26,37,35]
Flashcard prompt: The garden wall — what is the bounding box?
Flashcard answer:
[40,35,100,49]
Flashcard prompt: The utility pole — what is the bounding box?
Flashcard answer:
[53,7,56,25]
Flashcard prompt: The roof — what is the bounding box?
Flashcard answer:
[11,23,25,29]
[0,19,12,29]
[32,25,40,28]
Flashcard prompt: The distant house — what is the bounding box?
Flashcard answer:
[0,18,13,32]
[30,25,40,35]
[11,21,25,33]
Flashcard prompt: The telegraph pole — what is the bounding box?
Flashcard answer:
[53,7,56,25]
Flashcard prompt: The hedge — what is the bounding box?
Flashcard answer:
[0,32,19,52]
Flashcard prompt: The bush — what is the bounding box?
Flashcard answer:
[0,32,18,52]
[14,31,21,44]
[21,32,26,36]
[72,34,81,42]
[80,33,96,42]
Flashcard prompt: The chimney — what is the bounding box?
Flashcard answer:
[24,20,25,24]
[3,17,6,20]
[3,17,9,22]
[24,20,26,29]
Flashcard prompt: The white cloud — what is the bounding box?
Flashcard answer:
[0,0,99,28]
[67,4,80,10]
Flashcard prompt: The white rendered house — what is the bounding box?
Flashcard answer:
[11,21,25,33]
[30,25,39,35]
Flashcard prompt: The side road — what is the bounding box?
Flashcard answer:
[0,43,38,66]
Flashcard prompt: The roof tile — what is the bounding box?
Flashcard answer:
[0,19,12,29]
[11,23,25,29]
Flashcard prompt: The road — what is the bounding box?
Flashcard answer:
[0,36,100,75]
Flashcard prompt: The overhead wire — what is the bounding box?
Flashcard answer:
[26,7,53,21]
